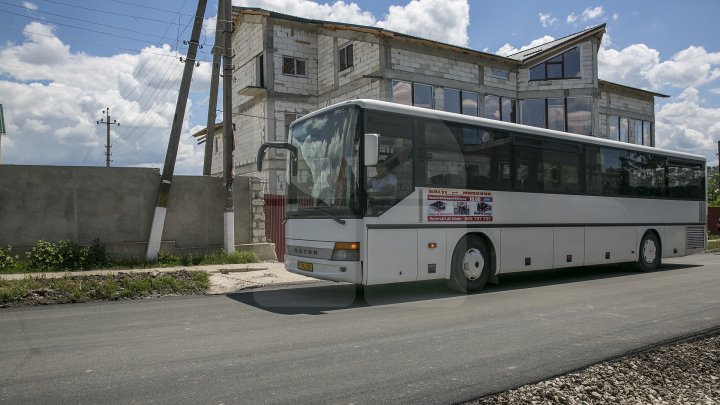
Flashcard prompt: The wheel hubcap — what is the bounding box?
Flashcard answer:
[642,239,657,264]
[462,248,484,280]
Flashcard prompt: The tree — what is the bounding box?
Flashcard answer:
[708,166,720,207]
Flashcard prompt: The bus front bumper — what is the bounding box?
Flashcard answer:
[285,255,362,284]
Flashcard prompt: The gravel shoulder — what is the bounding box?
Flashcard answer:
[471,328,720,404]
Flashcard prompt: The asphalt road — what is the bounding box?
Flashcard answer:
[1,253,719,404]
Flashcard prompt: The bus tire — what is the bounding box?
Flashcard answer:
[632,231,661,272]
[447,235,491,293]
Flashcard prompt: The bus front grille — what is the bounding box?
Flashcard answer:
[686,225,706,251]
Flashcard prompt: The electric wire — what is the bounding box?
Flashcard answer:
[0,8,178,46]
[36,0,192,26]
[0,25,205,61]
[0,1,187,43]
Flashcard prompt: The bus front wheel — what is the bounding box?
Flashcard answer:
[448,235,492,293]
[632,231,661,272]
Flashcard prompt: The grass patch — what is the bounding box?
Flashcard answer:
[707,238,720,251]
[0,239,261,275]
[0,271,210,308]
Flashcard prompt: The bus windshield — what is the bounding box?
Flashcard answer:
[287,106,361,217]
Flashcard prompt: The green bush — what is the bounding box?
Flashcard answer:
[84,238,109,269]
[199,250,260,265]
[27,240,64,271]
[0,246,20,272]
[157,252,182,267]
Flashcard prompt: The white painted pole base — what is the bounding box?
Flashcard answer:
[146,207,167,261]
[224,211,235,253]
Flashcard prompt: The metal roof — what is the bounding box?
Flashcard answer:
[506,24,606,62]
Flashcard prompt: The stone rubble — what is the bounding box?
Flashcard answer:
[471,332,720,404]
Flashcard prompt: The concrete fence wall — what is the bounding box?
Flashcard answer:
[0,165,274,259]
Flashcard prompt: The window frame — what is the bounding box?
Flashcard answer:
[339,43,354,72]
[282,56,307,77]
[528,46,582,81]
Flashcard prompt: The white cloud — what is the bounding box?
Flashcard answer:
[0,23,206,173]
[655,88,720,159]
[566,13,577,24]
[711,88,720,95]
[612,13,619,21]
[599,44,720,90]
[582,6,605,21]
[495,35,555,57]
[22,1,38,11]
[539,12,558,28]
[233,0,470,47]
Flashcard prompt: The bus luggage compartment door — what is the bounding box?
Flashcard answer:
[366,229,418,284]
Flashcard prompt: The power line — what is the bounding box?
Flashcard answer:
[0,25,207,61]
[36,0,192,26]
[0,8,181,46]
[0,1,186,42]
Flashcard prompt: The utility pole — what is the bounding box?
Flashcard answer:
[222,0,235,253]
[203,0,224,175]
[97,107,119,167]
[146,0,208,261]
[0,104,6,165]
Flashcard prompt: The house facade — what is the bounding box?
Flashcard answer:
[221,7,668,194]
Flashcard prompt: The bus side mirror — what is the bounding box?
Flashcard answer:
[364,133,379,166]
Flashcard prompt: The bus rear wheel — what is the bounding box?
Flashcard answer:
[448,235,491,293]
[632,232,661,272]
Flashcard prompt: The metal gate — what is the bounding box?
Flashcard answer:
[264,194,286,261]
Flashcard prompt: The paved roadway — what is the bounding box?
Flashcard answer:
[1,253,719,404]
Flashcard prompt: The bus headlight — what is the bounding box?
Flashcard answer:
[331,242,360,261]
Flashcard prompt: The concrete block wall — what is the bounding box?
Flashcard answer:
[273,24,318,95]
[338,40,381,87]
[391,47,480,84]
[235,101,266,174]
[318,35,335,93]
[0,166,264,257]
[483,67,517,93]
[233,15,265,94]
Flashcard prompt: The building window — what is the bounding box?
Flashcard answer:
[214,137,220,154]
[443,88,461,113]
[547,98,565,131]
[529,47,581,81]
[256,54,264,87]
[607,115,619,141]
[643,121,653,146]
[392,80,433,109]
[413,83,433,109]
[501,98,516,122]
[608,116,653,146]
[520,99,545,128]
[620,117,629,143]
[462,91,478,116]
[491,68,509,80]
[520,97,592,135]
[282,56,306,76]
[566,97,592,135]
[392,80,412,105]
[484,95,516,123]
[339,44,353,71]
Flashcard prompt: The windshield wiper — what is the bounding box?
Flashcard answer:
[309,206,346,225]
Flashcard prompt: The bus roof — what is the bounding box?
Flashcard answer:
[297,99,705,163]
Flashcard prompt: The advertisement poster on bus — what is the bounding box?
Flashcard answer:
[426,189,493,222]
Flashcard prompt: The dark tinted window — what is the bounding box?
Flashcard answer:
[520,99,545,128]
[443,89,461,113]
[567,97,592,135]
[462,92,479,116]
[414,83,433,109]
[563,47,581,78]
[607,115,619,141]
[668,162,705,199]
[547,98,565,131]
[484,95,500,120]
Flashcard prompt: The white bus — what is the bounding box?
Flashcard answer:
[257,99,706,293]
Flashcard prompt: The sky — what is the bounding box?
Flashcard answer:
[1,0,719,173]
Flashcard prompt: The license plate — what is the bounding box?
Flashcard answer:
[297,261,313,272]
